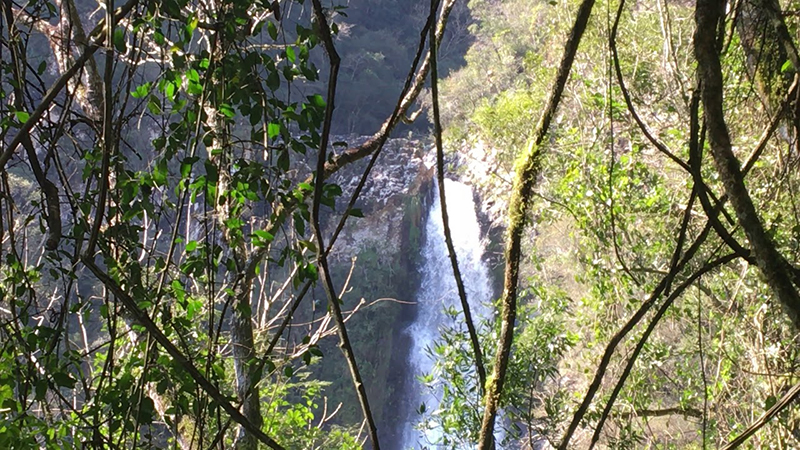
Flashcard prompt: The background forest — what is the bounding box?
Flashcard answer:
[2,0,800,448]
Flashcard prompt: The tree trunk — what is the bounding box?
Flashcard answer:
[735,0,799,107]
[695,0,800,327]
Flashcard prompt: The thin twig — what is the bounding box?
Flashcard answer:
[698,286,708,449]
[606,0,640,287]
[428,0,486,398]
[308,1,380,447]
[722,380,800,449]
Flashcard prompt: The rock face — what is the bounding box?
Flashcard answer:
[326,136,435,264]
[313,136,436,436]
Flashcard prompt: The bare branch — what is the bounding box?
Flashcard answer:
[308,1,381,448]
[429,0,486,399]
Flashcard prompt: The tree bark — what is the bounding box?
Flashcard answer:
[204,84,263,450]
[479,0,596,448]
[735,0,799,110]
[695,0,800,327]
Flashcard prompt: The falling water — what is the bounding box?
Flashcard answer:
[399,179,494,449]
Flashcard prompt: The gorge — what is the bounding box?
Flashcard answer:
[316,137,502,449]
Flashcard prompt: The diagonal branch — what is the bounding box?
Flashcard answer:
[722,379,800,449]
[587,253,738,448]
[428,0,487,398]
[236,0,459,311]
[0,0,139,170]
[557,199,715,449]
[695,0,800,327]
[81,257,285,450]
[479,0,597,447]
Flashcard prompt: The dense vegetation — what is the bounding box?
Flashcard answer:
[2,0,800,448]
[432,0,800,448]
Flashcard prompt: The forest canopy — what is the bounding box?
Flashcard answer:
[2,0,800,448]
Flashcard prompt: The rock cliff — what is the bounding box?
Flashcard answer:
[313,136,436,436]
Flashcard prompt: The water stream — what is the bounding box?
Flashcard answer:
[399,179,494,449]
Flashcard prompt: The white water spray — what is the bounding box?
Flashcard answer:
[399,179,494,449]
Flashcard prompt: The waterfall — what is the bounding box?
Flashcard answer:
[399,178,494,449]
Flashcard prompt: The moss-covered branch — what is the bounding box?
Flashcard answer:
[478,0,596,447]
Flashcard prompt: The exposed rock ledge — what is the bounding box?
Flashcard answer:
[325,136,435,266]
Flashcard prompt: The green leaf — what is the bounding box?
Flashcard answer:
[782,59,794,73]
[53,371,76,389]
[186,69,200,83]
[253,230,274,242]
[765,395,777,409]
[309,94,325,108]
[293,211,305,235]
[147,95,162,115]
[187,82,203,95]
[219,104,235,118]
[14,111,29,124]
[153,159,168,186]
[225,217,244,229]
[113,29,127,53]
[164,82,176,100]
[36,60,47,75]
[185,240,198,252]
[186,298,202,320]
[347,208,364,218]
[172,280,185,302]
[186,16,199,36]
[154,30,166,46]
[268,122,281,139]
[35,379,47,400]
[132,82,151,98]
[180,156,198,178]
[266,70,280,91]
[152,136,166,151]
[286,46,296,63]
[267,21,278,40]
